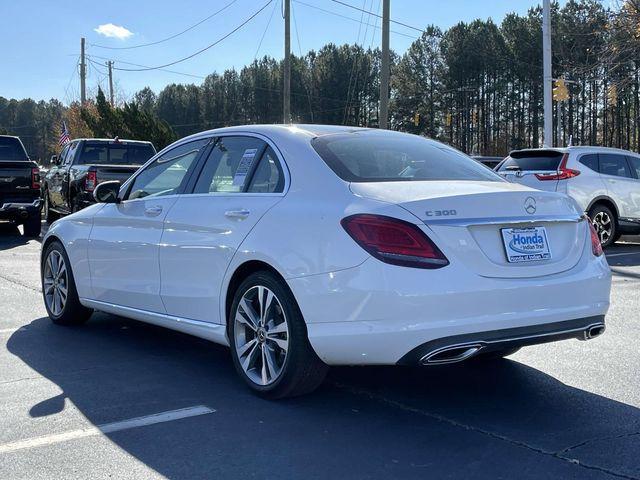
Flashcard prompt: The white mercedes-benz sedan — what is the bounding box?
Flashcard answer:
[41,125,611,398]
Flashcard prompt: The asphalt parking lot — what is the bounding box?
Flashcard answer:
[0,222,639,480]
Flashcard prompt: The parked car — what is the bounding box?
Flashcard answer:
[0,135,42,237]
[42,138,156,222]
[41,125,611,398]
[472,156,504,169]
[495,146,640,247]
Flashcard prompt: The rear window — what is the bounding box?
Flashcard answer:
[311,132,500,182]
[0,137,28,161]
[79,142,156,165]
[498,151,564,172]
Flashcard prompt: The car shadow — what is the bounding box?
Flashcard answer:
[7,314,640,479]
[605,239,640,268]
[0,220,45,250]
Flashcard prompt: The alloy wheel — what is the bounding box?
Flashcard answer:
[592,211,612,244]
[234,285,289,386]
[43,250,68,317]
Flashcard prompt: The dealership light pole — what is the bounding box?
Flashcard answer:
[80,37,87,105]
[542,0,552,146]
[283,0,291,124]
[379,0,390,129]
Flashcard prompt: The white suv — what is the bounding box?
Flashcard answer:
[496,146,640,247]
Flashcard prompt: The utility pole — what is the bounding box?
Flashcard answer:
[379,0,390,129]
[107,61,115,107]
[283,0,291,124]
[542,0,552,146]
[80,37,87,105]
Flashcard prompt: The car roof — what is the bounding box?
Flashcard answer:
[71,138,154,145]
[511,146,639,156]
[176,124,373,143]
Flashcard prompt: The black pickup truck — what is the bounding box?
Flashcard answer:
[42,138,156,221]
[0,136,42,237]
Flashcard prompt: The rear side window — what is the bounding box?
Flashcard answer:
[626,156,640,179]
[579,154,598,172]
[194,136,267,193]
[0,137,28,161]
[79,143,156,165]
[498,151,564,172]
[312,132,499,182]
[599,154,632,178]
[247,147,284,193]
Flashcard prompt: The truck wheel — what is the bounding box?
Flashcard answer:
[23,215,41,238]
[44,192,59,223]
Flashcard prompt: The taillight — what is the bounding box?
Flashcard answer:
[585,216,603,256]
[31,168,40,190]
[85,171,97,192]
[341,214,449,269]
[535,153,580,181]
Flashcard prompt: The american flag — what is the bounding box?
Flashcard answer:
[58,121,70,146]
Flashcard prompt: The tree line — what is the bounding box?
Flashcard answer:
[1,0,638,164]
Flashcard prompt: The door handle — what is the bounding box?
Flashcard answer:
[225,209,250,219]
[144,206,163,217]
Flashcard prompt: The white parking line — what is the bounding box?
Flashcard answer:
[0,405,215,454]
[0,328,20,335]
[606,251,640,257]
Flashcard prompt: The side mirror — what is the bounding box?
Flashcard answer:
[93,181,121,204]
[50,155,59,166]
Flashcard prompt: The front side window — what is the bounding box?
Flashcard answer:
[64,142,79,165]
[312,131,501,182]
[194,136,266,193]
[127,139,208,200]
[598,154,632,178]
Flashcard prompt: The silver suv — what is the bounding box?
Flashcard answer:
[496,146,640,247]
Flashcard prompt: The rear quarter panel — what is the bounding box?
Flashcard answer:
[566,153,608,212]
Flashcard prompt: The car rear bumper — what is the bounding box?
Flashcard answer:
[288,251,611,366]
[0,199,42,221]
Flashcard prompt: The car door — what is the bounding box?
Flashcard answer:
[159,135,287,323]
[625,155,640,219]
[598,153,636,218]
[61,141,80,211]
[88,138,209,312]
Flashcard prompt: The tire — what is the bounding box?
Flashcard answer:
[41,240,92,326]
[229,270,328,399]
[476,347,521,360]
[588,204,617,248]
[23,215,41,238]
[43,191,60,223]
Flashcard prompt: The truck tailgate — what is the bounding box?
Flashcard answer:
[0,162,34,203]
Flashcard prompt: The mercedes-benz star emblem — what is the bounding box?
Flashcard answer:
[524,196,537,215]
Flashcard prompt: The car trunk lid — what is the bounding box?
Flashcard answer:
[350,180,586,279]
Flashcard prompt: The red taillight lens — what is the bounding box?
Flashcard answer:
[85,171,97,192]
[341,214,449,269]
[585,216,603,256]
[31,168,40,190]
[535,153,580,181]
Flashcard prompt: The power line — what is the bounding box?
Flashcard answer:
[253,0,280,60]
[293,0,417,39]
[88,54,206,79]
[90,0,239,50]
[329,0,424,33]
[112,0,274,72]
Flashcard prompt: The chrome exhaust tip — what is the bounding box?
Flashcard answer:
[420,343,484,365]
[583,323,606,340]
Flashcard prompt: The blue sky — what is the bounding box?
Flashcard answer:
[1,0,567,103]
